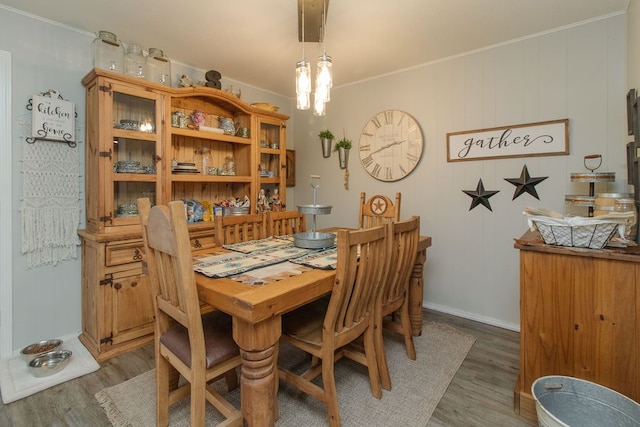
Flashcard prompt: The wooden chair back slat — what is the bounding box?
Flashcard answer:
[374,215,421,391]
[328,224,391,340]
[214,212,267,245]
[266,210,307,236]
[358,192,401,229]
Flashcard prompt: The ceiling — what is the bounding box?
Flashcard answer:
[0,0,630,98]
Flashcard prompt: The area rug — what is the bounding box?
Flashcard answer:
[0,334,100,404]
[96,321,475,426]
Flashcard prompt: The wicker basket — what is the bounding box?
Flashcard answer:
[523,209,634,249]
[532,220,618,249]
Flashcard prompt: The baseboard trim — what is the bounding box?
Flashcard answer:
[423,302,520,332]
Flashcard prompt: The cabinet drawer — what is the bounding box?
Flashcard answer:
[105,240,145,266]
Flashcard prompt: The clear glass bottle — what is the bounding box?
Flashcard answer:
[614,197,637,240]
[124,44,145,79]
[145,48,172,86]
[93,31,124,73]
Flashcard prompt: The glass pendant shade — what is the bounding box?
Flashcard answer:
[296,60,311,110]
[316,54,333,88]
[313,90,327,116]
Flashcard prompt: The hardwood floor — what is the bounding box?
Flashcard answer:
[0,309,537,426]
[425,309,536,426]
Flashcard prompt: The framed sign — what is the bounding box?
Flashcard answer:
[31,93,76,143]
[447,118,569,162]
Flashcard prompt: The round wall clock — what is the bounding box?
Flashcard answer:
[358,110,424,182]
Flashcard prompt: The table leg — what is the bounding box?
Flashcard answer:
[409,248,427,336]
[232,316,282,427]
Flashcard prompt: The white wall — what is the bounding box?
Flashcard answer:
[293,14,628,330]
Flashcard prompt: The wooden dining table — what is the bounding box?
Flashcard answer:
[195,233,432,426]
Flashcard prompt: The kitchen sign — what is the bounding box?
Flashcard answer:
[446,118,569,162]
[31,92,76,143]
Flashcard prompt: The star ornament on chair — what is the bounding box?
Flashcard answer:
[462,179,500,211]
[504,165,548,200]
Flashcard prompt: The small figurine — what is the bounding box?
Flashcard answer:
[190,110,206,129]
[179,74,194,87]
[240,195,251,208]
[271,188,282,212]
[257,189,268,212]
[224,156,235,175]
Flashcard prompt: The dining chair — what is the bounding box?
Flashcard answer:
[375,215,420,391]
[278,223,392,427]
[214,212,267,245]
[137,198,242,427]
[358,192,401,228]
[266,210,306,236]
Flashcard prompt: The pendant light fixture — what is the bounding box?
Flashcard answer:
[313,0,332,116]
[296,0,311,110]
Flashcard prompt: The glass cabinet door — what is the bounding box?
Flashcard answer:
[105,84,162,229]
[257,117,286,208]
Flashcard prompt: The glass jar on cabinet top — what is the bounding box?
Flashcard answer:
[93,31,124,73]
[145,48,171,86]
[124,44,145,79]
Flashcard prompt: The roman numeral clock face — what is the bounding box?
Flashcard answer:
[358,110,424,182]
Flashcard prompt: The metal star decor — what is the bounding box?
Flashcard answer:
[504,165,548,200]
[462,179,500,211]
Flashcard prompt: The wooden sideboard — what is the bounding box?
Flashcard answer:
[513,230,640,420]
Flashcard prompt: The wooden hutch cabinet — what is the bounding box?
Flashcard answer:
[513,231,639,420]
[78,69,288,361]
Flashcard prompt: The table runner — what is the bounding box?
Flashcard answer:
[193,236,338,282]
[290,247,337,270]
[221,236,293,253]
[193,243,321,278]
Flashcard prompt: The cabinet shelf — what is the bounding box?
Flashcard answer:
[113,173,157,182]
[169,127,251,145]
[170,174,252,183]
[259,177,281,184]
[113,129,157,141]
[260,147,281,154]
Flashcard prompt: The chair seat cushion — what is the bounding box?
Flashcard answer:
[282,298,329,346]
[160,311,239,369]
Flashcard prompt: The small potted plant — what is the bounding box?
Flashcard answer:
[318,129,334,158]
[334,137,352,169]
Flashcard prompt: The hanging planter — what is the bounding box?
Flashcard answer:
[318,129,334,158]
[334,137,352,170]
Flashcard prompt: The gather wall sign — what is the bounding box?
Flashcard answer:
[446,118,569,162]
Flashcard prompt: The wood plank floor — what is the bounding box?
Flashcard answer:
[0,309,537,426]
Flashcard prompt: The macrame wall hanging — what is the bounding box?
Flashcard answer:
[19,90,82,269]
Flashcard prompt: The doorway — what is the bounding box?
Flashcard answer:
[0,49,12,358]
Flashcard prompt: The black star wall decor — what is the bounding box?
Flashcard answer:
[504,165,548,200]
[462,179,500,211]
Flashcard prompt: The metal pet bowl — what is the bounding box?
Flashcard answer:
[293,231,336,249]
[20,339,63,363]
[297,204,332,215]
[28,350,72,378]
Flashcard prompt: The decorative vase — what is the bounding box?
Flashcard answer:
[338,147,349,169]
[321,138,332,158]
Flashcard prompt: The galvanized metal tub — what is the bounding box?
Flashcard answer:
[532,376,640,427]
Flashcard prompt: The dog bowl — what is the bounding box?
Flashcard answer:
[20,339,63,363]
[28,350,72,378]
